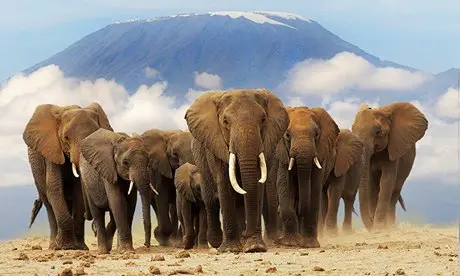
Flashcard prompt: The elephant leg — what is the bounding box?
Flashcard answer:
[197,205,208,248]
[126,189,137,231]
[235,195,246,240]
[106,212,116,252]
[181,199,195,250]
[45,161,78,250]
[342,195,355,234]
[217,177,241,253]
[304,170,322,248]
[153,175,173,246]
[264,165,279,242]
[318,187,328,237]
[106,187,134,252]
[387,187,401,227]
[44,201,58,249]
[72,179,88,250]
[374,162,398,230]
[325,176,345,237]
[276,166,304,247]
[369,172,380,221]
[88,198,108,254]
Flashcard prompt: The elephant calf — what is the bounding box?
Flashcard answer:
[80,129,154,254]
[175,162,208,249]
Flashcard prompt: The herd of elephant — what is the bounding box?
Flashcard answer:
[24,88,428,254]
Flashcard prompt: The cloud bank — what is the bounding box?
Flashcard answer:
[194,71,222,90]
[284,52,430,95]
[0,65,191,187]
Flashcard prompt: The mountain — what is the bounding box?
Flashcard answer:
[25,11,416,100]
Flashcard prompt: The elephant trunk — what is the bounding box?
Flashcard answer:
[358,145,373,231]
[295,152,313,219]
[130,169,152,247]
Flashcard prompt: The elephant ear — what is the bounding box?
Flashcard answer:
[23,104,66,164]
[174,163,196,202]
[81,128,124,183]
[85,102,113,131]
[311,108,340,167]
[381,102,428,161]
[185,91,229,163]
[334,129,363,177]
[140,130,173,179]
[275,140,289,167]
[256,89,289,159]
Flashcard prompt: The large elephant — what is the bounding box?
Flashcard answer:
[185,89,289,253]
[352,102,428,231]
[175,162,207,249]
[139,130,195,246]
[79,129,154,253]
[23,103,112,250]
[322,129,363,236]
[275,106,339,248]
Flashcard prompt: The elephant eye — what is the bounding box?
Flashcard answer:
[122,160,129,167]
[375,129,382,136]
[223,116,229,125]
[284,133,290,141]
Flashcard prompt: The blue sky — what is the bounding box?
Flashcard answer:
[1,0,459,82]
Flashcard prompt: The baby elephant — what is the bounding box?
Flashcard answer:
[80,129,154,254]
[175,162,208,249]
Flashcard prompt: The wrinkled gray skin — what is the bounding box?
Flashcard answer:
[352,103,427,231]
[79,129,152,253]
[175,162,208,250]
[24,103,113,250]
[139,130,196,246]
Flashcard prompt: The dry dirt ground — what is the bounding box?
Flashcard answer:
[0,223,458,275]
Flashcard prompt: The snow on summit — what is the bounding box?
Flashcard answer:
[114,11,310,29]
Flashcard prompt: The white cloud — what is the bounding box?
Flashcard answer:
[0,65,191,187]
[194,72,222,90]
[283,52,430,95]
[323,96,459,184]
[144,66,159,79]
[435,87,460,119]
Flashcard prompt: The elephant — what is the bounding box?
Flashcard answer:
[139,130,195,246]
[351,102,428,231]
[174,162,207,249]
[321,129,363,236]
[23,103,113,250]
[274,106,339,248]
[78,129,155,253]
[185,88,289,253]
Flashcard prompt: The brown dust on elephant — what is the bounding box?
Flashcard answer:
[185,89,289,253]
[274,106,339,248]
[139,130,195,246]
[174,162,207,250]
[23,103,112,250]
[352,102,428,231]
[79,129,155,253]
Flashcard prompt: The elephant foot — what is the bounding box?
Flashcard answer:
[154,227,173,246]
[54,233,78,250]
[183,235,196,250]
[243,235,267,253]
[207,231,223,249]
[275,233,304,247]
[342,227,354,235]
[48,239,57,250]
[97,246,109,255]
[325,227,339,237]
[117,244,135,253]
[196,242,209,249]
[75,242,89,250]
[218,239,242,253]
[304,236,320,248]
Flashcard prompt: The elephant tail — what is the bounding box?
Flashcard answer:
[398,196,407,212]
[29,199,43,228]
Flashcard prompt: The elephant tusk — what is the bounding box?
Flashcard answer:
[128,181,134,195]
[72,163,80,178]
[258,152,267,184]
[314,156,322,169]
[229,152,247,195]
[288,158,294,171]
[150,183,159,195]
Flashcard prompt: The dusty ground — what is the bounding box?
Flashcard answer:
[0,223,458,275]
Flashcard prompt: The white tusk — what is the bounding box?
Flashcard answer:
[288,158,294,171]
[229,152,247,195]
[128,181,134,195]
[258,152,267,184]
[150,183,159,195]
[314,157,322,169]
[72,163,80,178]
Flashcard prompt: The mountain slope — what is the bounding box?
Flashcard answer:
[25,11,414,97]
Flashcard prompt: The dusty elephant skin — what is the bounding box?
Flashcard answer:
[23,103,113,250]
[175,163,208,250]
[185,89,289,253]
[79,129,153,253]
[321,129,363,236]
[352,103,428,231]
[274,106,339,248]
[139,130,195,247]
